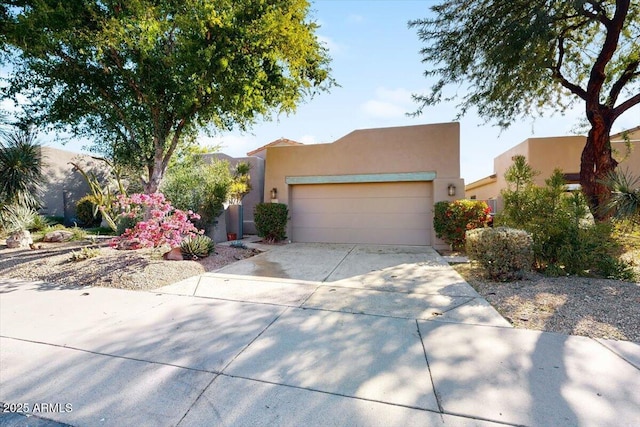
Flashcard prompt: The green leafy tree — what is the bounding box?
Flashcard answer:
[2,0,333,193]
[410,1,640,220]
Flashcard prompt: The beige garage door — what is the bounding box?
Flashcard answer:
[290,182,432,245]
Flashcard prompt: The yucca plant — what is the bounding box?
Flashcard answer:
[601,169,640,224]
[180,235,215,259]
[0,128,44,210]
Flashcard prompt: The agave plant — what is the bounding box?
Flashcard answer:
[0,204,38,234]
[180,235,215,259]
[600,168,640,223]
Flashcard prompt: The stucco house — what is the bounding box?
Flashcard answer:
[261,122,464,248]
[38,123,464,249]
[465,126,640,212]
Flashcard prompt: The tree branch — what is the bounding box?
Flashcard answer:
[612,92,640,120]
[607,59,640,106]
[586,0,630,109]
[552,35,588,100]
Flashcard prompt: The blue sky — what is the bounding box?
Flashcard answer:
[5,0,639,183]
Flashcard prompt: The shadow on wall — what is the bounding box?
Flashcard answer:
[39,148,109,225]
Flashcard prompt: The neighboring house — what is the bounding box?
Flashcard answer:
[263,122,464,248]
[38,147,107,224]
[465,126,640,212]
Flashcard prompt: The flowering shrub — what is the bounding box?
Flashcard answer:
[433,200,491,250]
[110,193,202,249]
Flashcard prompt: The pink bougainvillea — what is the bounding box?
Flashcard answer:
[111,193,202,249]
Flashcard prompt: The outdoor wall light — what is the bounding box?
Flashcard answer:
[447,184,456,197]
[270,188,278,199]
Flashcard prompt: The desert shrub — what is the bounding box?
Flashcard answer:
[433,199,491,250]
[44,215,65,226]
[69,246,100,262]
[161,156,232,232]
[497,158,634,280]
[466,227,533,281]
[0,128,44,210]
[255,203,288,242]
[29,214,51,232]
[76,195,102,227]
[0,203,37,233]
[181,235,215,259]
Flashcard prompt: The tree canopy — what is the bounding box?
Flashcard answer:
[2,0,333,193]
[411,0,640,219]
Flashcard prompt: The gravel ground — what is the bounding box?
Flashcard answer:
[0,240,260,290]
[454,263,640,343]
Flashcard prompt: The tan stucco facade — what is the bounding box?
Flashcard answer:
[466,127,640,211]
[264,122,464,248]
[39,147,107,223]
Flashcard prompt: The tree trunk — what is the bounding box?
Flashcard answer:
[580,117,617,221]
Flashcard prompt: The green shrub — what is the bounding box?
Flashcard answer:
[69,246,100,262]
[466,227,534,281]
[116,214,139,236]
[433,200,491,250]
[76,195,102,227]
[181,235,215,259]
[29,214,51,232]
[497,158,634,280]
[44,215,65,226]
[255,203,288,242]
[160,157,232,232]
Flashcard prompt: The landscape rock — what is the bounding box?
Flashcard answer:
[163,247,184,261]
[43,230,74,243]
[6,230,33,248]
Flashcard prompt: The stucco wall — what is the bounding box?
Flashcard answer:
[264,122,463,248]
[265,122,461,205]
[464,129,640,212]
[39,147,107,223]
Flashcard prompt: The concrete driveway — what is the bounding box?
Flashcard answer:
[1,243,639,427]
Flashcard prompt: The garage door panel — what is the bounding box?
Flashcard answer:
[292,213,430,229]
[293,182,427,198]
[290,182,432,245]
[292,197,429,214]
[292,227,428,246]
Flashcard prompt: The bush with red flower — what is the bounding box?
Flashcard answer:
[110,193,202,250]
[433,200,491,250]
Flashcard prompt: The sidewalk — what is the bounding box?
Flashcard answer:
[1,244,639,426]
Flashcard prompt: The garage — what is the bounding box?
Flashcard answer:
[290,181,433,245]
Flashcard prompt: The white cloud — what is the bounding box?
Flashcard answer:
[375,87,413,105]
[360,87,414,119]
[361,100,407,119]
[347,14,364,23]
[200,134,259,158]
[298,134,319,144]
